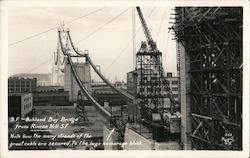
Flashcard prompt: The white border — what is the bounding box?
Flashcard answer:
[1,1,249,158]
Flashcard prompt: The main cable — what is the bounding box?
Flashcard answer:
[19,8,130,74]
[9,7,106,47]
[156,8,167,41]
[24,56,53,73]
[75,8,130,45]
[104,7,156,72]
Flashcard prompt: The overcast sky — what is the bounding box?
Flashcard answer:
[8,7,177,82]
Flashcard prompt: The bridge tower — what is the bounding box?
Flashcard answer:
[64,60,91,102]
[55,28,92,103]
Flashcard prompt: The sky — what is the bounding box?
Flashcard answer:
[8,7,177,82]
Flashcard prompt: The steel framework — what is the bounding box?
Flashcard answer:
[135,7,174,121]
[75,91,89,121]
[136,42,164,121]
[173,7,242,149]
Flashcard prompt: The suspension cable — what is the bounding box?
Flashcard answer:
[156,8,167,41]
[24,8,130,74]
[9,7,106,47]
[104,7,156,72]
[24,57,53,73]
[75,8,130,45]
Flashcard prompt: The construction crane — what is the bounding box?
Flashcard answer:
[136,7,157,52]
[135,7,181,141]
[136,7,178,114]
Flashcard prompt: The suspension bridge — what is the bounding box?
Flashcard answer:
[54,6,179,139]
[8,6,243,150]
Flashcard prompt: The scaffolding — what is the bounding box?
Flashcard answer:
[173,7,242,149]
[75,91,89,121]
[136,41,164,121]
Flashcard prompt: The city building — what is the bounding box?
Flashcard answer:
[33,91,69,106]
[11,73,51,86]
[114,81,126,90]
[127,69,154,97]
[36,85,64,92]
[126,70,137,96]
[127,70,180,102]
[91,83,127,107]
[8,93,33,118]
[126,70,180,116]
[165,72,180,102]
[8,77,37,93]
[127,68,165,119]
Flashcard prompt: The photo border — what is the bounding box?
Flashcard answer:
[1,0,249,158]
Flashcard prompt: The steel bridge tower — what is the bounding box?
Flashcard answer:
[172,7,242,150]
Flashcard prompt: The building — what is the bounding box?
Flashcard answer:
[8,77,37,93]
[126,70,137,96]
[91,83,127,107]
[127,70,179,111]
[114,81,126,90]
[11,73,51,86]
[127,69,155,97]
[33,91,69,106]
[8,93,33,118]
[165,72,180,102]
[36,86,64,92]
[64,62,91,102]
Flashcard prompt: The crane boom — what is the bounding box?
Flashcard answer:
[136,7,157,51]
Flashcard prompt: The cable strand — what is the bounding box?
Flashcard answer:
[9,7,106,47]
[75,8,130,45]
[104,7,156,72]
[156,8,167,42]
